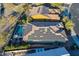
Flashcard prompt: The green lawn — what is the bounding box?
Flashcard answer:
[4,43,29,51]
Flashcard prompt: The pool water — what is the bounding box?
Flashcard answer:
[16,25,23,36]
[14,24,24,37]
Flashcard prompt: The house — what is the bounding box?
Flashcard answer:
[23,22,68,47]
[23,5,68,48]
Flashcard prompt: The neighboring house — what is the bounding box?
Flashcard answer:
[30,6,60,21]
[30,6,49,16]
[27,47,70,56]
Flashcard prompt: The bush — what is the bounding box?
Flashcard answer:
[63,16,74,31]
[51,3,63,7]
[65,20,74,30]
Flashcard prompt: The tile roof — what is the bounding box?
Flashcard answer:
[47,14,60,21]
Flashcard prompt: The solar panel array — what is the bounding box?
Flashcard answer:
[31,22,60,27]
[28,28,67,42]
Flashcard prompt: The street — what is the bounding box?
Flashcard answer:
[70,3,79,36]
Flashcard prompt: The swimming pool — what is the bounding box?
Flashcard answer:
[13,24,24,38]
[8,23,24,45]
[15,25,23,36]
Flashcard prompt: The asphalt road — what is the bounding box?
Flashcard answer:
[70,3,79,36]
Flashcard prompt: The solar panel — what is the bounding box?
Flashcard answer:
[27,23,67,43]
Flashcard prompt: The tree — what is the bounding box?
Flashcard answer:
[13,4,25,14]
[65,20,74,31]
[22,4,32,24]
[14,4,32,24]
[62,16,68,22]
[34,3,44,6]
[62,16,74,31]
